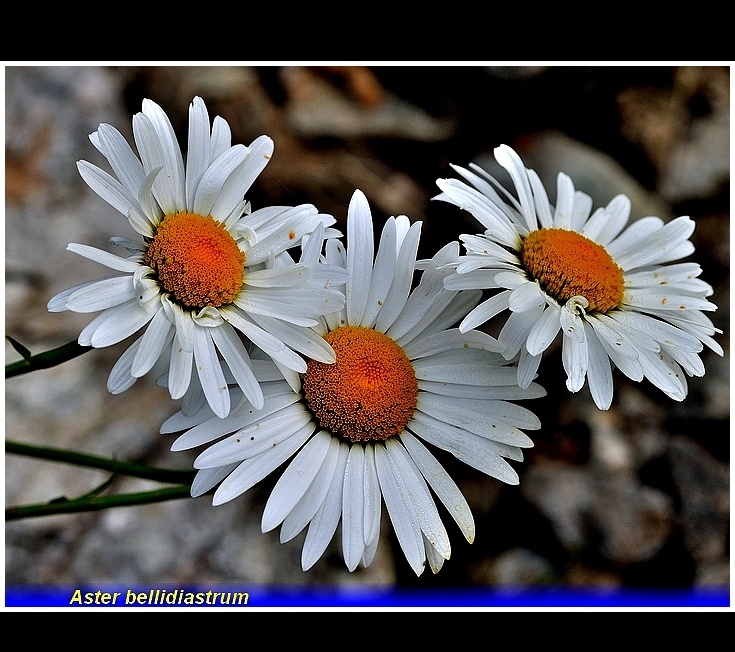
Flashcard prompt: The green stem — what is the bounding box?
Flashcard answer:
[5,340,93,378]
[6,440,196,485]
[6,486,193,521]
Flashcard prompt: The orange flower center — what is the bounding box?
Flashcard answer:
[302,326,419,443]
[521,228,624,313]
[143,212,245,309]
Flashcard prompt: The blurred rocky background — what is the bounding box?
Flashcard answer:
[4,65,730,603]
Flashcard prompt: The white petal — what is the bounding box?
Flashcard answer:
[419,379,546,401]
[132,113,175,214]
[434,177,520,248]
[413,357,518,386]
[661,341,705,376]
[494,270,528,289]
[221,199,249,232]
[424,533,447,574]
[92,123,146,198]
[623,262,704,288]
[590,322,644,382]
[400,431,475,543]
[588,194,630,245]
[387,242,459,342]
[185,96,211,211]
[302,441,349,570]
[525,305,562,356]
[499,303,544,360]
[404,328,505,360]
[280,434,340,543]
[444,268,503,290]
[140,99,186,212]
[210,115,232,160]
[494,144,537,232]
[172,389,300,451]
[345,190,375,326]
[584,322,614,410]
[408,412,520,485]
[195,404,312,468]
[193,144,248,217]
[191,464,236,498]
[211,421,313,505]
[160,399,216,435]
[569,190,594,232]
[192,325,230,418]
[134,166,164,232]
[623,288,716,313]
[585,317,644,384]
[386,438,451,560]
[615,216,695,270]
[210,323,264,410]
[662,312,723,355]
[261,429,332,533]
[605,216,664,260]
[241,204,292,233]
[271,360,304,394]
[81,300,157,348]
[374,222,422,332]
[361,530,381,570]
[360,217,398,328]
[240,208,321,264]
[247,313,335,364]
[458,290,512,333]
[394,215,411,246]
[109,236,145,253]
[179,374,206,416]
[587,315,639,360]
[234,135,274,196]
[48,285,79,312]
[508,281,545,313]
[342,444,366,571]
[66,243,141,273]
[516,347,543,390]
[362,445,381,549]
[559,301,587,342]
[596,311,660,353]
[243,263,309,288]
[420,393,539,437]
[167,303,194,400]
[528,167,553,228]
[131,307,174,377]
[417,289,482,341]
[607,310,704,350]
[457,234,520,265]
[552,172,575,229]
[562,328,589,392]
[223,310,307,372]
[76,161,145,226]
[638,348,687,400]
[106,338,140,394]
[234,285,338,327]
[374,443,426,576]
[65,275,136,312]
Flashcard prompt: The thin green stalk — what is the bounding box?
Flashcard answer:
[6,486,193,521]
[5,339,93,378]
[6,440,196,485]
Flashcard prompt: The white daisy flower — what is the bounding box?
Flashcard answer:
[161,189,545,576]
[48,96,345,418]
[435,144,723,410]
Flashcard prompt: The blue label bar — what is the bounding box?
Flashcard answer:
[4,585,730,608]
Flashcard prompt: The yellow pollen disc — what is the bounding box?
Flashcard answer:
[302,326,419,443]
[521,228,624,313]
[143,212,245,309]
